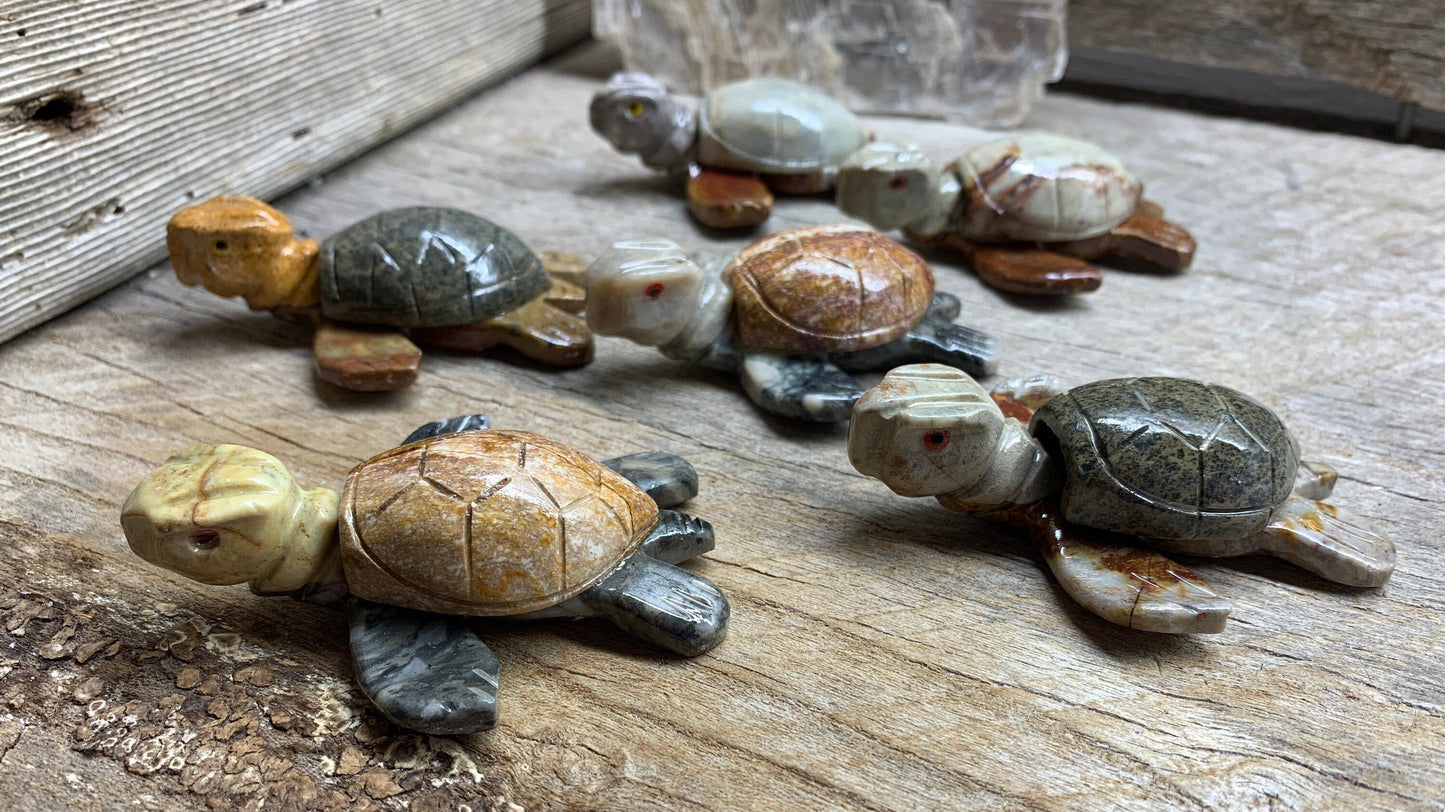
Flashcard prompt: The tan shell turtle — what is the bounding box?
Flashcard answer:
[584,225,999,422]
[725,225,935,354]
[120,415,727,734]
[341,429,659,616]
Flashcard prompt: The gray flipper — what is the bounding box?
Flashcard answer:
[640,509,715,563]
[347,599,501,734]
[1295,461,1337,501]
[833,294,999,376]
[740,353,863,422]
[602,451,699,508]
[546,510,727,656]
[404,414,491,445]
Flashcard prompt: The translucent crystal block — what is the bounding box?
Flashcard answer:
[594,0,1068,127]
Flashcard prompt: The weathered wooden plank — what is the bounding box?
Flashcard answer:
[0,45,1442,810]
[1068,0,1445,113]
[0,0,590,346]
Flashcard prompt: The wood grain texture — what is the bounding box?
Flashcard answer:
[1068,0,1445,112]
[0,0,591,346]
[0,43,1442,809]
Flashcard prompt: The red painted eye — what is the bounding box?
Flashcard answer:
[923,430,950,451]
[190,529,220,549]
[889,176,909,190]
[645,283,666,299]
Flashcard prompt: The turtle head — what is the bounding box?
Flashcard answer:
[584,239,712,346]
[121,444,341,594]
[849,364,1007,498]
[836,142,939,231]
[590,73,696,171]
[167,196,320,311]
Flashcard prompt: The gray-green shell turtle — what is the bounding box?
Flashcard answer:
[1030,377,1300,541]
[697,78,867,175]
[318,207,550,328]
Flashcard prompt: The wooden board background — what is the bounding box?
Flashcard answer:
[1067,0,1445,113]
[0,0,590,347]
[0,43,1442,810]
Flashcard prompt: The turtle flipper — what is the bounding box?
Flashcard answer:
[1008,501,1231,634]
[686,167,773,229]
[638,509,716,564]
[347,599,501,734]
[602,452,699,509]
[1253,494,1394,587]
[575,543,729,657]
[740,353,862,422]
[403,414,491,445]
[972,247,1104,296]
[541,275,586,315]
[539,250,589,289]
[313,322,422,391]
[409,296,595,367]
[833,308,999,377]
[1058,211,1196,272]
[1295,461,1338,501]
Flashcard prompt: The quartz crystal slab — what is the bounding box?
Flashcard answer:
[593,0,1067,125]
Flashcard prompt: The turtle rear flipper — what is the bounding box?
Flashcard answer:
[686,168,773,229]
[410,295,594,367]
[348,599,501,735]
[1056,210,1196,272]
[1254,494,1394,587]
[602,452,699,509]
[834,303,999,377]
[1008,501,1231,634]
[740,354,861,422]
[638,509,715,564]
[576,553,729,657]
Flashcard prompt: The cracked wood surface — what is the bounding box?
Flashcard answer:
[0,44,1442,810]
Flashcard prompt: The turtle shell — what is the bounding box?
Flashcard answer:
[338,430,659,617]
[1030,377,1300,541]
[954,134,1143,243]
[698,78,866,175]
[726,225,935,354]
[317,207,550,329]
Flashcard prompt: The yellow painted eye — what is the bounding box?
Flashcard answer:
[213,240,230,254]
[626,100,645,118]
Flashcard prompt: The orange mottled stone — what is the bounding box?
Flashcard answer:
[338,430,658,616]
[726,225,935,353]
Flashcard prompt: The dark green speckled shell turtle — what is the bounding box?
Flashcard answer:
[1030,377,1300,541]
[318,207,550,328]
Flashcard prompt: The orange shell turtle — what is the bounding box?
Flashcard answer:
[341,429,660,617]
[726,224,936,354]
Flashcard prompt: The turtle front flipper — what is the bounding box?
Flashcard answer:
[313,322,423,391]
[1002,500,1232,634]
[740,353,862,422]
[1295,460,1338,501]
[971,247,1104,296]
[571,517,729,656]
[403,414,491,445]
[686,167,773,229]
[539,250,589,289]
[347,599,501,734]
[602,452,699,509]
[410,295,594,367]
[541,275,586,315]
[833,303,999,378]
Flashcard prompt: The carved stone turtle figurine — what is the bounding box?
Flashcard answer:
[121,414,728,734]
[167,196,593,391]
[849,365,1395,633]
[835,135,1197,295]
[591,73,868,229]
[584,224,999,422]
